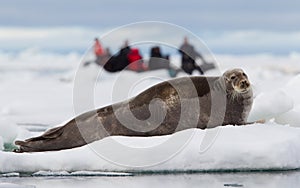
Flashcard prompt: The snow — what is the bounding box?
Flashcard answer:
[0,118,20,144]
[32,171,132,177]
[276,107,300,127]
[0,137,3,151]
[274,74,300,127]
[247,90,294,122]
[1,50,300,174]
[0,183,34,188]
[0,172,19,177]
[1,123,300,173]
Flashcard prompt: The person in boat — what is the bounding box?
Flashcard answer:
[127,48,147,72]
[103,40,132,72]
[148,46,179,77]
[84,40,181,77]
[94,38,105,64]
[178,37,215,75]
[84,38,110,67]
[148,46,170,70]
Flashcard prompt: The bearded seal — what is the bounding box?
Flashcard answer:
[14,68,253,153]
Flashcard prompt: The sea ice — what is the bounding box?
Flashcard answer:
[1,123,300,173]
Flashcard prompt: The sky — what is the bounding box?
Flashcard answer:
[1,0,300,55]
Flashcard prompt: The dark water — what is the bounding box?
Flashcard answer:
[1,171,300,188]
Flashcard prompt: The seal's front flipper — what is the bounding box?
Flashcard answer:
[255,119,266,124]
[236,119,266,126]
[245,119,266,125]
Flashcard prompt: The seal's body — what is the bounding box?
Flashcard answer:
[15,68,253,153]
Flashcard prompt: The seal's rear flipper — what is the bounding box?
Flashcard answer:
[26,125,64,142]
[14,140,38,153]
[13,125,66,153]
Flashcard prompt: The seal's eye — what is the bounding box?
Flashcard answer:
[230,75,236,80]
[242,73,247,77]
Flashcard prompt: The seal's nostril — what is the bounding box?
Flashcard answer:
[240,80,249,88]
[245,81,249,87]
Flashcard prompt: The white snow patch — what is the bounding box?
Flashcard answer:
[248,90,294,122]
[275,106,300,127]
[0,137,3,151]
[0,183,34,188]
[32,170,132,176]
[285,74,300,105]
[0,172,20,177]
[1,124,300,173]
[0,118,19,143]
[273,74,300,126]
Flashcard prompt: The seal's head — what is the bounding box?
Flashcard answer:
[223,68,251,94]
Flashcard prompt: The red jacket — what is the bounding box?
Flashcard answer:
[127,48,147,72]
[94,40,104,56]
